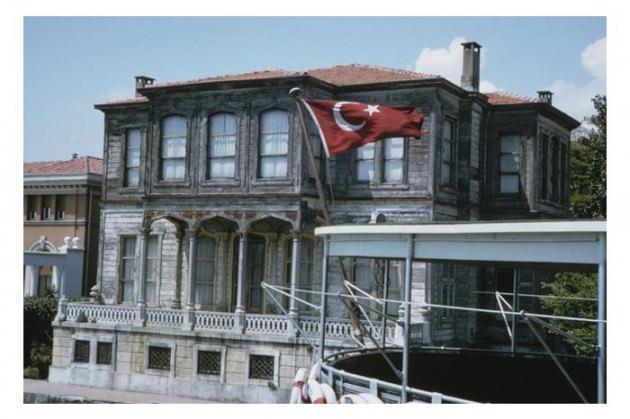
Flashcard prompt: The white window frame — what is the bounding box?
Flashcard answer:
[383,137,406,184]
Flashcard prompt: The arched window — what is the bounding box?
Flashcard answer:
[259,110,289,178]
[160,115,187,180]
[195,237,216,307]
[208,113,237,179]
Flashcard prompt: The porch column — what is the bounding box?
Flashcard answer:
[135,226,150,326]
[183,228,197,330]
[287,230,301,336]
[29,265,39,297]
[170,230,183,309]
[234,230,248,333]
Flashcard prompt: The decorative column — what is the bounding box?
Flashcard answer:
[135,226,150,326]
[287,230,301,336]
[29,265,39,297]
[54,267,68,323]
[233,230,248,333]
[183,228,197,330]
[170,231,183,309]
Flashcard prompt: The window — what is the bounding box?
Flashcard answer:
[259,110,289,178]
[55,196,65,220]
[195,237,216,307]
[385,261,403,318]
[499,135,521,194]
[125,128,141,187]
[96,342,113,365]
[541,134,549,199]
[208,113,237,179]
[285,238,317,313]
[42,196,52,220]
[37,266,53,295]
[120,237,136,303]
[551,137,560,201]
[147,346,171,371]
[26,196,37,220]
[355,142,375,182]
[73,340,90,363]
[439,265,456,321]
[145,236,159,304]
[560,143,568,204]
[308,133,325,182]
[197,350,221,375]
[247,238,266,312]
[249,354,274,380]
[384,137,405,183]
[441,119,456,186]
[160,115,187,180]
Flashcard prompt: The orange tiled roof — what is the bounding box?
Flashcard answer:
[100,64,541,107]
[485,91,537,105]
[24,155,103,176]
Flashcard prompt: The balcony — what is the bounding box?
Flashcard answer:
[59,302,399,346]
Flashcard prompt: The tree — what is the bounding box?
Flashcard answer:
[541,95,606,356]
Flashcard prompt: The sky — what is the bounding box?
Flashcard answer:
[23,16,606,162]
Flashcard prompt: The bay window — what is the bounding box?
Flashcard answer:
[259,110,289,178]
[160,115,187,180]
[208,113,237,179]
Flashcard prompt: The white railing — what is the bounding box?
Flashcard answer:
[245,313,289,334]
[66,303,136,324]
[299,317,397,343]
[196,311,234,331]
[146,308,184,328]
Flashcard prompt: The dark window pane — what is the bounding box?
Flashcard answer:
[148,346,171,371]
[73,340,90,363]
[197,350,221,375]
[97,342,112,365]
[249,354,274,380]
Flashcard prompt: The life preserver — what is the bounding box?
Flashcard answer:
[307,379,326,404]
[319,382,337,404]
[339,394,366,404]
[357,393,383,404]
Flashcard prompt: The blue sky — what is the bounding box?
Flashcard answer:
[24,16,606,161]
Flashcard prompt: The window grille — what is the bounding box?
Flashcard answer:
[96,342,112,365]
[148,346,171,371]
[197,350,221,375]
[249,354,274,380]
[73,340,90,363]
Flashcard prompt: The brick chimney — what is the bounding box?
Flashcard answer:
[537,90,553,105]
[135,75,155,97]
[461,42,482,92]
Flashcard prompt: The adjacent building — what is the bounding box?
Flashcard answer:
[24,155,102,296]
[48,42,579,402]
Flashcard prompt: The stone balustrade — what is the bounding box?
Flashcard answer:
[60,302,400,344]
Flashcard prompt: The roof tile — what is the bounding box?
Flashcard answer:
[24,156,103,176]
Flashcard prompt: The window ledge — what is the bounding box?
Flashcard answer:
[251,178,293,186]
[199,178,241,187]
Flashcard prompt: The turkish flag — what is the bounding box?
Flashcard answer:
[302,99,423,157]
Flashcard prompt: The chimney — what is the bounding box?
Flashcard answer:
[537,90,553,105]
[72,153,78,159]
[134,75,155,98]
[461,42,482,92]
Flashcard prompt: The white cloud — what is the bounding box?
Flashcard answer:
[547,37,606,123]
[415,37,498,92]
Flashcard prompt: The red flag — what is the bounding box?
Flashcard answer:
[302,99,423,157]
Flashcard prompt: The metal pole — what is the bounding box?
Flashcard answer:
[319,238,329,363]
[381,259,390,347]
[511,269,519,354]
[401,235,413,403]
[597,232,606,403]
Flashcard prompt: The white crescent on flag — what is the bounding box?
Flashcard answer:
[332,101,366,132]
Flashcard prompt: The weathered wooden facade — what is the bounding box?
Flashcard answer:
[49,43,580,402]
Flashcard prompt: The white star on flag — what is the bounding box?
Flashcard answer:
[363,104,380,116]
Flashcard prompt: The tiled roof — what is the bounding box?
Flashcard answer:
[99,64,541,108]
[485,91,538,105]
[24,155,103,176]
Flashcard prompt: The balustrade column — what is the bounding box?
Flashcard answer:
[183,228,197,330]
[234,230,248,333]
[135,226,150,326]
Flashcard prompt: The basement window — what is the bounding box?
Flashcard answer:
[73,340,90,363]
[96,342,113,365]
[148,346,171,371]
[249,354,274,380]
[197,350,221,376]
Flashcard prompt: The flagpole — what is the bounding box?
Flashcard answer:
[290,87,364,345]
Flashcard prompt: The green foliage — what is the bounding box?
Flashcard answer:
[23,367,40,379]
[76,311,88,323]
[541,95,605,356]
[570,95,606,219]
[540,273,597,356]
[24,290,58,379]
